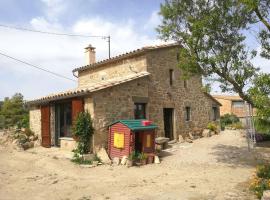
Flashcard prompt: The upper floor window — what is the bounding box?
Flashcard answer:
[134,103,146,119]
[232,101,244,108]
[169,69,174,86]
[185,106,191,121]
[212,107,218,121]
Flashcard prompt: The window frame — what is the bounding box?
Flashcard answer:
[185,106,191,121]
[134,103,146,119]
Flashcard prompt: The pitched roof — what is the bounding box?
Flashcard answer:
[72,43,179,73]
[28,71,150,105]
[212,95,243,101]
[110,119,158,131]
[204,92,222,106]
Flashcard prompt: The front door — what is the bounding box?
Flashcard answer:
[41,105,51,148]
[163,108,174,140]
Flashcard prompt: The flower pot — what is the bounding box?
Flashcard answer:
[141,159,147,165]
[126,159,133,167]
[147,156,154,164]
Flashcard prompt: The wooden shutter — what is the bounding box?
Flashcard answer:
[41,106,51,148]
[72,99,84,123]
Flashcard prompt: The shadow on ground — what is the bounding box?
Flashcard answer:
[211,144,270,167]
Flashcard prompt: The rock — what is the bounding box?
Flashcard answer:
[121,156,128,165]
[12,139,19,145]
[83,154,94,161]
[80,164,94,168]
[188,132,194,140]
[21,142,31,150]
[185,138,193,143]
[262,190,270,200]
[96,148,111,164]
[202,129,210,137]
[210,131,216,136]
[112,157,120,166]
[29,141,34,148]
[154,156,160,164]
[29,136,34,141]
[92,161,99,166]
[178,135,184,143]
[155,137,170,144]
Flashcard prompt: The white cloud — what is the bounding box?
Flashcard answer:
[143,10,161,30]
[0,12,165,100]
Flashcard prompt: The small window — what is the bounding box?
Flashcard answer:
[212,107,218,121]
[169,69,174,86]
[185,107,191,121]
[184,80,187,88]
[232,101,244,108]
[134,103,146,119]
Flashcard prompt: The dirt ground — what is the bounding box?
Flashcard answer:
[1,130,269,200]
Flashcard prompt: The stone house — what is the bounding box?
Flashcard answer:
[29,43,221,151]
[213,95,255,124]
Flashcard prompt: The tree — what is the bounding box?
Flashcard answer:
[241,0,270,59]
[0,93,29,129]
[158,0,258,105]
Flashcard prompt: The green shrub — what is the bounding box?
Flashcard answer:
[254,117,270,134]
[207,122,217,132]
[231,122,244,129]
[220,114,240,129]
[73,111,94,155]
[257,164,270,179]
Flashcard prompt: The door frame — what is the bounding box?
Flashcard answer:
[163,108,175,140]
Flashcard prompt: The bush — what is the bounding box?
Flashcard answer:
[220,114,240,129]
[73,111,94,155]
[231,122,244,129]
[250,164,270,199]
[254,117,270,134]
[207,122,217,132]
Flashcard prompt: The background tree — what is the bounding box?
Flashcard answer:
[0,93,29,129]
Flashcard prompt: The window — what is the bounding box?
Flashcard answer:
[185,107,191,121]
[212,107,218,121]
[184,80,187,88]
[232,101,244,108]
[134,103,146,119]
[169,69,174,86]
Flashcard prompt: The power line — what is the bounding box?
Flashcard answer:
[0,24,111,58]
[0,24,107,38]
[0,51,76,82]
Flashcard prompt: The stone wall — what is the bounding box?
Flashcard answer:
[29,106,41,139]
[90,77,149,150]
[146,47,220,138]
[78,54,147,88]
[215,98,232,116]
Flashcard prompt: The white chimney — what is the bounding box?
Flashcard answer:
[85,44,96,65]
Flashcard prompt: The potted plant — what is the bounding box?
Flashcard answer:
[139,152,147,165]
[127,151,136,167]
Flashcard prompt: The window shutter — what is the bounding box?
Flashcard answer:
[41,105,51,148]
[72,99,84,123]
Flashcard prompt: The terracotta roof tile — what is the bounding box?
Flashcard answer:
[72,43,179,73]
[28,71,150,105]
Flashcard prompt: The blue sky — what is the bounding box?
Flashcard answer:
[0,0,269,100]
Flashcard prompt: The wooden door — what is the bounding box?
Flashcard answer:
[41,106,51,148]
[72,99,84,123]
[142,131,155,153]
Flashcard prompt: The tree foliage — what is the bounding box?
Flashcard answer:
[0,93,29,129]
[157,0,270,119]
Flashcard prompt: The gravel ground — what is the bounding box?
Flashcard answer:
[0,130,264,200]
